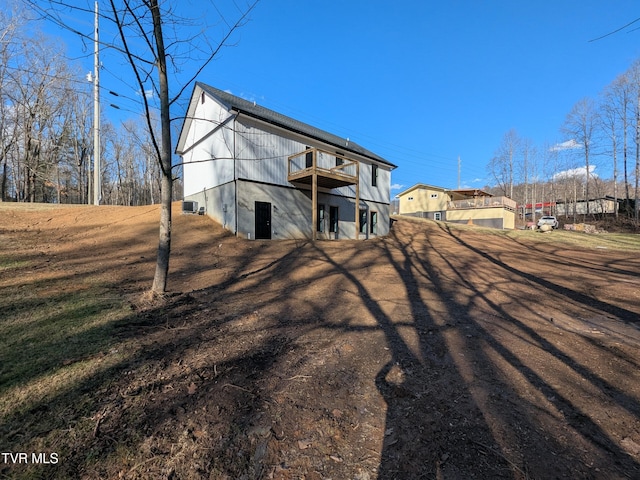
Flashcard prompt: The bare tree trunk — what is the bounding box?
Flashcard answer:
[1,157,6,201]
[613,134,618,220]
[623,122,630,213]
[584,143,590,221]
[150,0,172,295]
[572,177,577,223]
[636,91,640,226]
[636,154,640,226]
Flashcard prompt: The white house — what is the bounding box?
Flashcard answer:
[176,82,396,240]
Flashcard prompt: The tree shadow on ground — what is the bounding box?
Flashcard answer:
[2,216,640,479]
[366,221,640,479]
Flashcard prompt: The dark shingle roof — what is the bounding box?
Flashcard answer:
[197,82,395,168]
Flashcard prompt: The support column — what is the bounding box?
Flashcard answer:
[355,162,360,239]
[312,149,317,241]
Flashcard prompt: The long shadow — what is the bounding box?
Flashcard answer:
[496,232,640,279]
[427,231,640,420]
[0,239,326,478]
[4,235,409,478]
[439,224,639,323]
[416,223,640,477]
[349,220,640,479]
[311,239,514,478]
[3,214,640,479]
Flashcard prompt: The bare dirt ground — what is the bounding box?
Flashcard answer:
[1,202,640,479]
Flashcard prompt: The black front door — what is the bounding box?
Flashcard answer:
[255,201,272,239]
[329,206,339,237]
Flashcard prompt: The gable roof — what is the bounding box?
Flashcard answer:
[189,82,395,168]
[396,183,449,197]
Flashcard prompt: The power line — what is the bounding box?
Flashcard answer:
[589,16,640,42]
[2,63,154,116]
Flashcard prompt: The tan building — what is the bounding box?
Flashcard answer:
[397,184,449,220]
[397,184,516,229]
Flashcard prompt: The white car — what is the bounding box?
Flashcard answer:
[537,216,559,229]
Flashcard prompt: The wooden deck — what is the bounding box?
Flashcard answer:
[287,148,358,189]
[287,148,360,240]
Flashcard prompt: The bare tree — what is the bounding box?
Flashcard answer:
[24,0,259,294]
[520,139,538,222]
[488,129,520,199]
[105,0,258,294]
[5,33,75,201]
[562,97,597,219]
[629,61,640,225]
[541,142,559,216]
[0,3,26,201]
[600,77,626,219]
[612,72,634,214]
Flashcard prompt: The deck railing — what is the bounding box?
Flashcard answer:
[448,196,516,211]
[288,148,358,183]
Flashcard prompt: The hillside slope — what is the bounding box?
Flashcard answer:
[1,203,639,479]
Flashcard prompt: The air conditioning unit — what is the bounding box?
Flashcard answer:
[182,201,198,214]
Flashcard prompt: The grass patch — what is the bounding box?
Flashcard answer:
[0,249,136,479]
[500,228,640,251]
[0,256,32,272]
[0,286,130,415]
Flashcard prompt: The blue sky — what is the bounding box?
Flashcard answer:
[36,1,640,195]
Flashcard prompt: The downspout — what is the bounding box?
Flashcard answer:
[234,111,238,235]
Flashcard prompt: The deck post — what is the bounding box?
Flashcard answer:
[312,149,317,241]
[355,162,360,239]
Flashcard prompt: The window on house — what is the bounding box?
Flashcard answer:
[317,204,325,232]
[360,210,367,234]
[434,212,442,221]
[408,196,414,201]
[335,152,344,167]
[431,193,438,198]
[201,92,205,104]
[371,164,378,187]
[370,211,378,234]
[305,146,313,168]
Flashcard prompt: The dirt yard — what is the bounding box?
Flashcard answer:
[1,202,640,479]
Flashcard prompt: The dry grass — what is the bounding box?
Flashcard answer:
[395,215,640,252]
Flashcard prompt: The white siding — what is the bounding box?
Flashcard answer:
[234,116,392,204]
[182,95,235,196]
[333,164,391,204]
[184,182,236,233]
[234,117,306,186]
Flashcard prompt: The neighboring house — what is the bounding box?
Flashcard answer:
[397,184,449,221]
[176,83,397,240]
[555,196,621,216]
[397,184,516,229]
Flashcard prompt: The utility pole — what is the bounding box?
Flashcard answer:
[93,0,100,205]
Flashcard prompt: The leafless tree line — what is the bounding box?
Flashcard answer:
[488,59,640,226]
[0,7,179,206]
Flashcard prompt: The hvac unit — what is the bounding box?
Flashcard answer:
[182,201,198,214]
